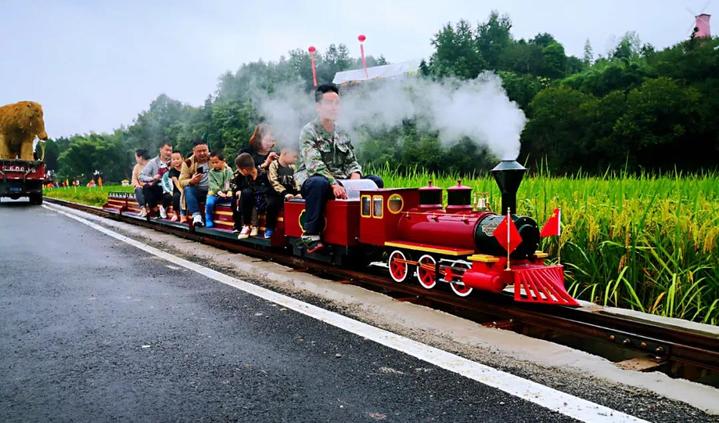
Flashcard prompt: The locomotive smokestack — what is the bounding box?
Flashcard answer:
[491,160,526,214]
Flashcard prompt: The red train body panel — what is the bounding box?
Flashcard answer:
[284,199,360,247]
[358,188,419,246]
[395,211,486,251]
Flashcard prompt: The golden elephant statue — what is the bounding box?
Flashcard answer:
[0,101,49,161]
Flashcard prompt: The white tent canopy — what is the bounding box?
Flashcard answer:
[333,60,421,85]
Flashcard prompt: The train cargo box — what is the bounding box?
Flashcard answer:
[284,199,360,247]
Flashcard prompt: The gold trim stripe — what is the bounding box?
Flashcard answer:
[467,254,500,263]
[384,241,473,257]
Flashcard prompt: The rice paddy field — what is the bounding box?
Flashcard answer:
[379,167,719,325]
[45,170,719,325]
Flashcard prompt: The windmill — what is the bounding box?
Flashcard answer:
[686,0,712,39]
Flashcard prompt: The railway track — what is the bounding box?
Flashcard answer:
[45,197,719,387]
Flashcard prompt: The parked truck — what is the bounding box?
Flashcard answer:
[0,101,49,205]
[0,159,46,204]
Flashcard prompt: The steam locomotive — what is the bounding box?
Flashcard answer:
[104,160,578,307]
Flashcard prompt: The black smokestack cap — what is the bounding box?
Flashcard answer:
[491,160,526,214]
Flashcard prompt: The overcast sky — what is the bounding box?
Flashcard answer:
[1,0,713,138]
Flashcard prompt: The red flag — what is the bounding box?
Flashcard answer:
[494,214,522,254]
[540,208,561,237]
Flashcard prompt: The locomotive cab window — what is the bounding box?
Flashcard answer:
[361,195,371,218]
[372,195,383,218]
[388,194,404,214]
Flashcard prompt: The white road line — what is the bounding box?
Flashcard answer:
[44,203,647,423]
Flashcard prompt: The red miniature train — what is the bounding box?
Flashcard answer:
[104,160,579,307]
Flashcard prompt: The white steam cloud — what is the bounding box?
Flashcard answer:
[253,72,526,160]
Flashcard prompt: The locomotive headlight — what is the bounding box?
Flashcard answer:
[474,214,540,258]
[514,216,540,256]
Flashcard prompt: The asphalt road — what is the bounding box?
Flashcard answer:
[0,202,576,422]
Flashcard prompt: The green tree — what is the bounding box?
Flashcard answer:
[583,39,594,66]
[476,11,512,70]
[356,126,402,169]
[612,32,642,61]
[121,94,193,153]
[43,137,67,171]
[529,32,557,48]
[540,41,568,79]
[317,44,352,83]
[429,21,484,79]
[497,71,547,111]
[649,37,719,83]
[613,77,702,169]
[579,90,628,169]
[521,86,594,172]
[561,60,651,97]
[211,100,258,160]
[57,133,130,182]
[401,131,443,173]
[444,138,495,174]
[499,40,544,75]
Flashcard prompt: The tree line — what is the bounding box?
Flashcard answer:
[46,12,718,182]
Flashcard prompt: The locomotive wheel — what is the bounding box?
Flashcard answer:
[416,254,437,289]
[450,281,473,297]
[388,250,409,283]
[449,262,473,297]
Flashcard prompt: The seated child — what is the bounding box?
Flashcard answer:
[266,148,301,239]
[230,163,246,233]
[159,170,174,219]
[234,152,271,239]
[204,151,234,228]
[166,151,185,222]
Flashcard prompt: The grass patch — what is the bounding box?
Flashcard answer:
[45,185,133,208]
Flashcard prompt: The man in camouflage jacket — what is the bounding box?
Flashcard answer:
[296,83,383,252]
